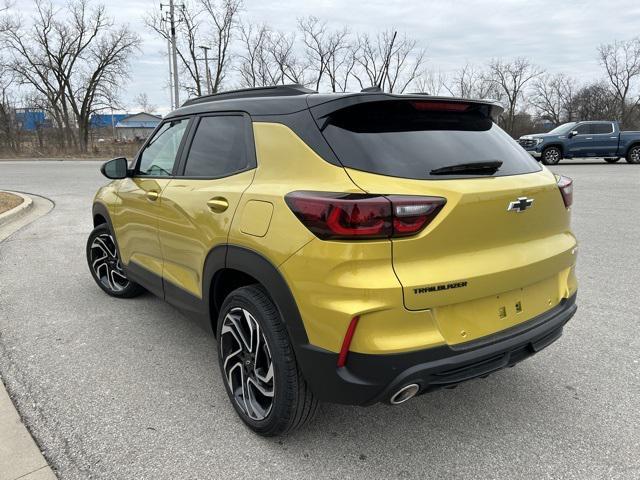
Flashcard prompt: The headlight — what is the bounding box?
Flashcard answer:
[535,138,544,145]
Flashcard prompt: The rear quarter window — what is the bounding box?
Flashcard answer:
[183,115,248,178]
[321,100,541,180]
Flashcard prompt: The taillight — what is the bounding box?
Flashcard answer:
[556,175,573,208]
[285,191,446,240]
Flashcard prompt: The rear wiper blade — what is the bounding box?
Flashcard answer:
[430,161,503,175]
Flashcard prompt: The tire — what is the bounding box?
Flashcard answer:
[86,224,145,298]
[541,146,562,165]
[217,284,318,436]
[626,145,640,164]
[604,157,620,163]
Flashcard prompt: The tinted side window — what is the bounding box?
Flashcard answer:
[183,116,248,177]
[138,119,189,176]
[575,124,591,135]
[592,123,613,134]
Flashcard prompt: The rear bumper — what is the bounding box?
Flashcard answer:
[296,293,577,406]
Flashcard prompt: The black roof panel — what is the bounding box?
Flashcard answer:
[164,84,504,119]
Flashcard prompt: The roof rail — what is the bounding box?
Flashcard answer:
[181,84,316,107]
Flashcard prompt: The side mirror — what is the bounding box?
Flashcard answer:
[568,130,578,138]
[100,157,129,179]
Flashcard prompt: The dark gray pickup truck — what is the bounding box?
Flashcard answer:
[518,120,640,165]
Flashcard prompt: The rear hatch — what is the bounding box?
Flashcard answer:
[313,97,577,345]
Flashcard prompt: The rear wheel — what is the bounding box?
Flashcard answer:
[626,145,640,164]
[217,285,318,436]
[604,157,620,163]
[86,224,145,298]
[541,146,562,165]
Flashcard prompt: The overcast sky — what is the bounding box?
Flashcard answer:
[16,0,640,113]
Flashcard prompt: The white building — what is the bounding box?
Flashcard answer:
[115,113,162,141]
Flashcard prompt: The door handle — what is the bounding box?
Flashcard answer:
[146,190,160,201]
[585,137,592,140]
[207,197,229,213]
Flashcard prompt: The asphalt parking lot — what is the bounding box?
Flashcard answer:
[0,159,638,479]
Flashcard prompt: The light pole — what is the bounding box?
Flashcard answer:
[199,45,212,95]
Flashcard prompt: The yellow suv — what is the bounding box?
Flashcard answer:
[88,85,578,436]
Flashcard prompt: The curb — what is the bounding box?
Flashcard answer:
[1,191,57,479]
[0,381,56,480]
[0,191,33,226]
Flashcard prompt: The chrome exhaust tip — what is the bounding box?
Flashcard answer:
[389,383,420,405]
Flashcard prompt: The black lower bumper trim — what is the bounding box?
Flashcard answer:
[296,293,577,406]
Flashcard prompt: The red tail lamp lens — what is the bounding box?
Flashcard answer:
[285,192,446,240]
[556,175,573,208]
[285,192,391,239]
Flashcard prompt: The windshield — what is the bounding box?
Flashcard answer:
[547,122,577,135]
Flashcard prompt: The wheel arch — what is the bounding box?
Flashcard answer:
[624,141,640,157]
[204,245,309,348]
[92,202,113,229]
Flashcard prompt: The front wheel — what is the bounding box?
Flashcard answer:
[604,157,620,163]
[217,285,318,436]
[541,146,562,165]
[86,224,145,298]
[626,145,640,164]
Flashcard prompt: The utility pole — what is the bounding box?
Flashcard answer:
[168,0,180,107]
[167,35,174,109]
[199,45,212,95]
[161,0,183,108]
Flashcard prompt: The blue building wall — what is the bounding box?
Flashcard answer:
[15,109,46,131]
[90,114,128,128]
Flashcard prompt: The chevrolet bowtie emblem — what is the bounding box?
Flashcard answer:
[507,197,534,212]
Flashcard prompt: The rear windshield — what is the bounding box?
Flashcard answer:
[321,100,541,180]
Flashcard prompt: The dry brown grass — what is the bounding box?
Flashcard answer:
[0,191,24,215]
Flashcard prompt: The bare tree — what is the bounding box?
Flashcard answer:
[486,57,543,134]
[1,0,140,152]
[353,31,425,93]
[325,42,358,92]
[236,22,274,87]
[298,16,352,91]
[146,0,240,97]
[571,81,619,121]
[145,2,204,97]
[413,69,446,95]
[0,64,19,152]
[598,37,640,126]
[531,73,577,124]
[443,63,496,98]
[270,30,309,85]
[236,23,308,87]
[134,93,157,113]
[200,0,242,93]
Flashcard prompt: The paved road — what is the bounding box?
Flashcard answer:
[0,159,638,480]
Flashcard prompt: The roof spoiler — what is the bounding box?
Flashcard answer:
[308,94,504,124]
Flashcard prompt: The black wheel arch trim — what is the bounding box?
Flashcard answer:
[208,245,310,347]
[91,202,122,259]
